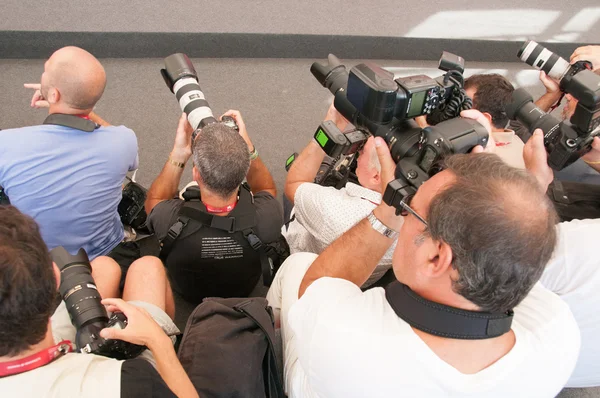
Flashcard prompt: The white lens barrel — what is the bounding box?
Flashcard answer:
[173,77,214,130]
[519,41,570,81]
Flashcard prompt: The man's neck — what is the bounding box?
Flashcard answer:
[409,282,516,374]
[0,329,55,363]
[48,105,91,116]
[199,188,238,216]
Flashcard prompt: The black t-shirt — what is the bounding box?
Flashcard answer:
[121,358,177,397]
[147,190,284,302]
[148,190,283,244]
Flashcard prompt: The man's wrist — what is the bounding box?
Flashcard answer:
[170,149,191,164]
[372,204,403,232]
[146,332,172,353]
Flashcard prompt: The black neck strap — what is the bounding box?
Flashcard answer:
[384,281,513,340]
[43,114,99,132]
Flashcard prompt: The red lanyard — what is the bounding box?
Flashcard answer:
[204,201,238,214]
[0,340,72,378]
[74,114,91,120]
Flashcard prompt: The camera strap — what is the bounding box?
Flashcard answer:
[0,340,72,378]
[43,114,99,132]
[385,281,513,340]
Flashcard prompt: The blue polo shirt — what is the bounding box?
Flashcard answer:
[0,122,138,259]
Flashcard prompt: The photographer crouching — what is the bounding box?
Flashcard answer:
[268,110,581,397]
[0,206,197,398]
[144,110,284,304]
[284,103,394,287]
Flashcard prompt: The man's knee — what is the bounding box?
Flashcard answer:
[91,256,122,281]
[127,256,167,281]
[268,252,318,301]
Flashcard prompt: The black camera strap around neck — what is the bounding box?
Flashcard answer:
[384,281,513,340]
[43,114,99,132]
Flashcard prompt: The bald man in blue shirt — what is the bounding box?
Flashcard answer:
[0,46,138,260]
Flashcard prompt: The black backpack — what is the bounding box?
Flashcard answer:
[178,297,285,398]
[160,184,289,303]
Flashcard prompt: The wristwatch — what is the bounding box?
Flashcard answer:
[367,211,399,240]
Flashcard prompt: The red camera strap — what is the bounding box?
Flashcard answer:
[204,201,238,214]
[0,340,72,378]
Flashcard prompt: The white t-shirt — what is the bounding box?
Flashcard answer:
[286,278,580,398]
[284,182,394,286]
[540,218,600,387]
[492,129,525,169]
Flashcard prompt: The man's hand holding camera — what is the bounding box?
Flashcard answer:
[222,110,254,151]
[100,299,170,350]
[571,45,600,72]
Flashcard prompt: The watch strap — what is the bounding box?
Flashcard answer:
[367,211,399,240]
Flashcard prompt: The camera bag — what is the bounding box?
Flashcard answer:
[177,297,285,398]
[548,180,600,221]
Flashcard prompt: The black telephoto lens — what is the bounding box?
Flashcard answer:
[506,88,562,147]
[51,247,109,330]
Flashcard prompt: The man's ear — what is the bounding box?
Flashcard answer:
[423,240,453,278]
[47,88,60,104]
[192,166,201,185]
[482,112,493,126]
[52,262,61,290]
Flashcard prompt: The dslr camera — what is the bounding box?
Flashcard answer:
[309,53,488,211]
[50,247,145,360]
[507,40,600,170]
[161,53,238,142]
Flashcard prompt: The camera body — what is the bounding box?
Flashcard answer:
[509,41,600,170]
[161,53,239,141]
[310,53,487,210]
[50,247,145,360]
[118,181,147,230]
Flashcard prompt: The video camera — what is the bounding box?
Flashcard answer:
[161,53,238,142]
[309,53,488,211]
[50,247,145,360]
[507,41,600,170]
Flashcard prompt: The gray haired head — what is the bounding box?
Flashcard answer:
[193,123,250,198]
[427,153,558,313]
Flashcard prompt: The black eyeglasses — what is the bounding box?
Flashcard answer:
[399,194,428,227]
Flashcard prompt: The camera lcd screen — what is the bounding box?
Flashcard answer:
[419,146,438,171]
[407,91,427,118]
[315,128,329,148]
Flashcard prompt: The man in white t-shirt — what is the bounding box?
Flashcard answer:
[268,111,580,398]
[523,130,600,388]
[284,105,395,287]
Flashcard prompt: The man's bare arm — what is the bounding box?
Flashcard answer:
[145,158,187,214]
[101,299,199,398]
[246,156,277,197]
[285,141,326,205]
[285,104,351,204]
[145,114,193,213]
[298,137,400,298]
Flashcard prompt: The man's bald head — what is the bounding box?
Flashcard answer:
[41,46,106,111]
